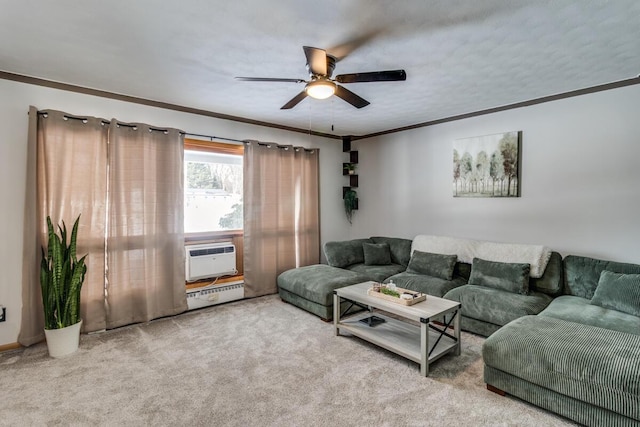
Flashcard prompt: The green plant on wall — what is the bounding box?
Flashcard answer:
[40,215,87,330]
[343,163,357,174]
[343,189,358,224]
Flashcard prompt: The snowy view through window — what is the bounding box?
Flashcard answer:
[184,150,243,233]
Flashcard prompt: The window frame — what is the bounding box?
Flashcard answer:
[183,138,244,243]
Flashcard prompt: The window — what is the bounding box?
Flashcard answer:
[184,140,243,234]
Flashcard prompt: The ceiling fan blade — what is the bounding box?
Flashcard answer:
[327,29,385,61]
[334,85,370,109]
[335,70,407,84]
[280,91,308,110]
[235,77,306,83]
[303,46,327,76]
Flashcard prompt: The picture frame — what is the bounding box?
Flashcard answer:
[453,131,522,198]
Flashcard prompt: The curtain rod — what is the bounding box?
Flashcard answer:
[182,132,244,144]
[36,111,245,143]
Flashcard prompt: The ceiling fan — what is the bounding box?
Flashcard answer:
[235,46,406,110]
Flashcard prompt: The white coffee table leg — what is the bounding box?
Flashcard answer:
[333,293,340,336]
[420,319,429,376]
[454,309,461,356]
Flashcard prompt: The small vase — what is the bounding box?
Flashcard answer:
[44,319,82,358]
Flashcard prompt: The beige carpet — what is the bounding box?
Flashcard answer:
[0,295,576,426]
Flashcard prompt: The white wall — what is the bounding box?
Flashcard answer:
[4,79,640,346]
[350,84,640,264]
[0,79,350,346]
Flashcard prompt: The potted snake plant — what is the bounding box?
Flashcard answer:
[40,215,87,358]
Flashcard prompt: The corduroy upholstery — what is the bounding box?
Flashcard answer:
[383,271,466,297]
[345,262,407,283]
[563,255,640,299]
[406,250,458,280]
[541,295,640,335]
[443,251,562,337]
[277,264,369,319]
[485,366,638,427]
[278,237,412,319]
[484,254,640,426]
[590,271,640,317]
[370,236,412,266]
[446,285,552,329]
[323,238,373,268]
[483,315,640,426]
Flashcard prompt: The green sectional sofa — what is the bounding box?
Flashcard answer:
[278,237,413,320]
[277,236,468,320]
[279,235,640,425]
[277,264,370,320]
[324,237,410,282]
[483,255,640,426]
[444,252,564,337]
[278,235,560,327]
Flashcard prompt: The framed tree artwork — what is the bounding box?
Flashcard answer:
[453,131,522,197]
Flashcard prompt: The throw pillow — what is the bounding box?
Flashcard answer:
[591,271,640,317]
[406,250,458,280]
[468,257,530,295]
[363,243,392,266]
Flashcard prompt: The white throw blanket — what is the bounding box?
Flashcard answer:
[411,235,552,278]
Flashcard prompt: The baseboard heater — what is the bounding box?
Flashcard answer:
[186,281,244,310]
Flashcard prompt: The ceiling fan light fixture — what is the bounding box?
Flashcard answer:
[305,80,336,99]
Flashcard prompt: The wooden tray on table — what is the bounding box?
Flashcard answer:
[367,286,426,306]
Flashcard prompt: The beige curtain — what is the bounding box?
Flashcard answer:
[243,141,320,297]
[20,109,108,344]
[19,107,44,346]
[19,109,187,345]
[105,122,187,329]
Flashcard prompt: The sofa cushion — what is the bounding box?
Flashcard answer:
[483,315,640,422]
[346,263,406,283]
[385,272,466,298]
[529,251,563,296]
[590,271,640,317]
[468,258,530,295]
[406,250,457,280]
[277,264,369,306]
[370,236,412,266]
[563,255,640,299]
[540,295,640,336]
[323,238,373,268]
[363,242,392,266]
[444,285,552,327]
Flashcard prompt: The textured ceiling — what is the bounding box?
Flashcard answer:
[1,0,639,137]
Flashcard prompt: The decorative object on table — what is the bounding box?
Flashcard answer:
[368,283,426,306]
[343,188,358,224]
[453,131,522,197]
[40,214,87,358]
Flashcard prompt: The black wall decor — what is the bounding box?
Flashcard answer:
[342,136,358,211]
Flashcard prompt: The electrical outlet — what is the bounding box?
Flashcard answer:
[0,306,5,322]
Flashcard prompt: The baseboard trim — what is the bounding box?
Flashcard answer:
[0,342,22,353]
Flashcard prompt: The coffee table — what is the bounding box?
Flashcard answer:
[333,281,461,376]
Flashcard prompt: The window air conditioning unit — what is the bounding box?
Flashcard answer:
[185,242,237,282]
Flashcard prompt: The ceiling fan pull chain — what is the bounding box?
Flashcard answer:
[331,97,335,131]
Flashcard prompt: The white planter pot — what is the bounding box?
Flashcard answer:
[44,319,82,358]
